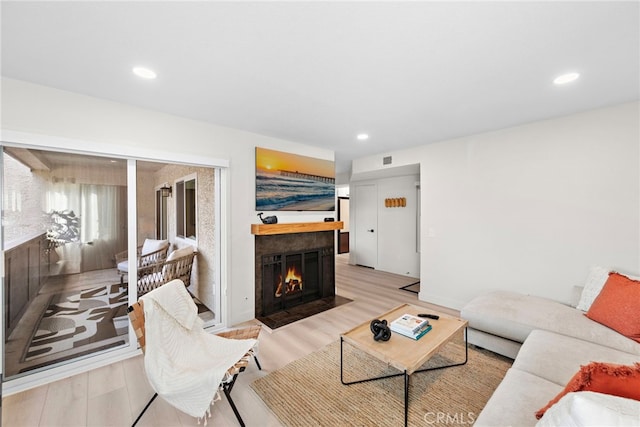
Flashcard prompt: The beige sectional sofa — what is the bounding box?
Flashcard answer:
[461,289,640,426]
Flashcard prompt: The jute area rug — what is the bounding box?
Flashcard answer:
[251,335,512,426]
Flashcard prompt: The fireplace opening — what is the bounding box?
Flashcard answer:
[277,265,302,296]
[261,248,331,316]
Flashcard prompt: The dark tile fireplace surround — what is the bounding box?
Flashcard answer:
[254,230,335,318]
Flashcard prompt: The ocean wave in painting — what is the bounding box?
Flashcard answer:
[256,171,335,211]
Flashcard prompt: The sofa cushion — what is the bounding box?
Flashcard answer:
[586,272,640,343]
[576,266,640,312]
[535,362,640,419]
[535,391,640,427]
[513,330,640,387]
[474,368,562,427]
[576,265,610,311]
[461,291,640,356]
[467,328,522,359]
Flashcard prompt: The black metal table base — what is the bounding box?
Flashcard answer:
[340,327,468,427]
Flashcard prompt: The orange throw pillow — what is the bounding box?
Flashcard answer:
[536,362,640,419]
[585,272,640,343]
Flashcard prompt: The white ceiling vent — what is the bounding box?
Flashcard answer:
[383,156,392,165]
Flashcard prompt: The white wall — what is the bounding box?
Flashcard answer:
[352,102,640,309]
[0,78,334,325]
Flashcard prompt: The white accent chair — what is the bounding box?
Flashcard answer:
[127,280,261,426]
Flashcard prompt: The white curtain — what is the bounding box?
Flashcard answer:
[46,183,126,272]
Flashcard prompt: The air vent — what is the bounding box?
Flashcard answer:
[383,156,392,165]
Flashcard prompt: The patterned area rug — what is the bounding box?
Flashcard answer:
[252,337,512,426]
[22,284,128,366]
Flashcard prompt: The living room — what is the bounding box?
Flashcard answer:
[1,1,639,425]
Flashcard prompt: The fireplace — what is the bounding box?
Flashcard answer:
[261,248,334,316]
[254,228,337,318]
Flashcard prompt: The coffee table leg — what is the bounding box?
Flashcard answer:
[414,327,469,375]
[404,371,409,427]
[340,336,345,384]
[341,329,468,425]
[340,337,406,386]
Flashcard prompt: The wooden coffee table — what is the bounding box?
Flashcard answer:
[340,303,468,427]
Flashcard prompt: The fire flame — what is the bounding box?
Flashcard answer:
[275,266,303,297]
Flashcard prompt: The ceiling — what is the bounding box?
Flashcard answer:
[4,146,166,173]
[1,2,638,175]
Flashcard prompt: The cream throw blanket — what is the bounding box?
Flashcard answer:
[140,280,257,419]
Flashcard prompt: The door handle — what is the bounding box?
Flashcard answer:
[367,229,375,233]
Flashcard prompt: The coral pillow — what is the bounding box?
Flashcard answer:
[536,362,640,419]
[585,272,640,343]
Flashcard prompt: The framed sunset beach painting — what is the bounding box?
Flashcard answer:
[255,147,336,211]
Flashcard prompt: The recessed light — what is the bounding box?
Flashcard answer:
[132,66,157,79]
[553,72,580,85]
[357,134,369,141]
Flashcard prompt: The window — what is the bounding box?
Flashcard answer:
[176,174,196,240]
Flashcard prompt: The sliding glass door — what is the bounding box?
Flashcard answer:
[1,146,223,384]
[2,147,129,379]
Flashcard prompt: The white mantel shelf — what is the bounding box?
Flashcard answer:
[251,221,344,236]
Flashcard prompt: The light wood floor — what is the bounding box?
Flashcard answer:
[2,255,459,426]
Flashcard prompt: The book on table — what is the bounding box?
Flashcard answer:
[390,313,430,335]
[392,324,433,340]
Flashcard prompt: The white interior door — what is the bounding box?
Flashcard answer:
[354,184,378,268]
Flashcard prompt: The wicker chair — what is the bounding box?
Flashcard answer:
[115,239,170,285]
[128,300,262,426]
[136,250,197,296]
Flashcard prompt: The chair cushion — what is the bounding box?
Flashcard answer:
[141,239,169,256]
[167,246,195,262]
[117,260,128,272]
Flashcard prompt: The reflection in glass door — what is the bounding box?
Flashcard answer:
[2,147,129,379]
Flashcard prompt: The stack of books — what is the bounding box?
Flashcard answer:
[390,313,432,340]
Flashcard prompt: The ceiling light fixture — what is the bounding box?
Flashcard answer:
[132,66,157,79]
[357,134,369,141]
[553,72,580,85]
